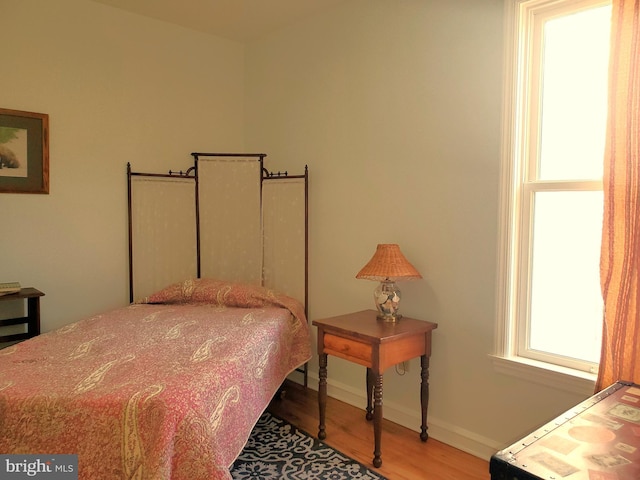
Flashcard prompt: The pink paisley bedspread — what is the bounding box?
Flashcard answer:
[0,279,311,479]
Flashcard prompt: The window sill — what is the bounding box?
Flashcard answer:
[490,354,597,396]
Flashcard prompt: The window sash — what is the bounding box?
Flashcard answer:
[517,183,603,373]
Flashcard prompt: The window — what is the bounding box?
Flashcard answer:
[495,0,611,392]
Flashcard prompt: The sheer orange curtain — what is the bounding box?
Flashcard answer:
[597,0,640,392]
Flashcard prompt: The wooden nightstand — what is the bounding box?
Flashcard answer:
[0,287,44,348]
[313,309,438,468]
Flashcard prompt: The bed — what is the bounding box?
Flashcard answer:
[0,278,311,479]
[0,153,311,479]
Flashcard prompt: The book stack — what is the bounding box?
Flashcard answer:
[0,282,21,296]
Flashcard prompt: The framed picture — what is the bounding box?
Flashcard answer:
[0,108,49,194]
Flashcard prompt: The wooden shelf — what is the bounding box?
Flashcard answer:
[0,287,44,346]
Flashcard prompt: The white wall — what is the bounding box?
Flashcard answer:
[245,0,591,458]
[1,0,244,329]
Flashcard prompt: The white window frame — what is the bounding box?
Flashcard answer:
[493,0,610,396]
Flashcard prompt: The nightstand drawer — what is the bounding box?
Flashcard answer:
[323,333,372,367]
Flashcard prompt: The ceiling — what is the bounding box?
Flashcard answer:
[91,0,348,42]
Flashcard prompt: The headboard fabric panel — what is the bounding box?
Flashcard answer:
[129,176,197,301]
[262,177,307,308]
[198,157,262,285]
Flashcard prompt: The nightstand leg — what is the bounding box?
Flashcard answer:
[318,352,328,440]
[420,354,430,441]
[373,373,383,468]
[366,367,374,421]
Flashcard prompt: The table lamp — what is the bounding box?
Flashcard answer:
[355,244,422,322]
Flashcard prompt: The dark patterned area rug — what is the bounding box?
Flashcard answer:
[231,411,388,479]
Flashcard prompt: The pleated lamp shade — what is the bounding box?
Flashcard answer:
[355,244,422,281]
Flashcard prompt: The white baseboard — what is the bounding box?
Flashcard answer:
[306,372,501,461]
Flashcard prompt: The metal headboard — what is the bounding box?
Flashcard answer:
[126,151,309,336]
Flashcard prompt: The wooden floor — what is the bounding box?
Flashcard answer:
[268,381,490,480]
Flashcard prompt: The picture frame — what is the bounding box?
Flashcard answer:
[0,108,49,194]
